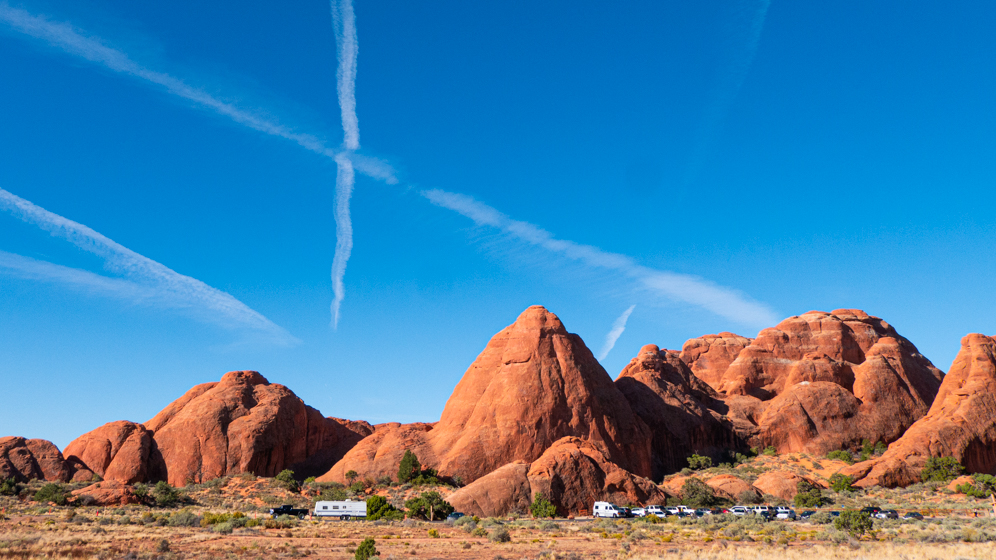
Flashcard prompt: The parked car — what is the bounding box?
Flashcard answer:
[903,512,924,521]
[644,506,665,517]
[619,507,635,518]
[859,506,880,516]
[631,507,646,517]
[775,507,796,520]
[875,510,898,520]
[446,512,466,522]
[694,508,713,517]
[798,510,816,520]
[593,502,624,518]
[730,506,750,516]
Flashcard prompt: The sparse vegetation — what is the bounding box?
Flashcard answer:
[827,450,855,464]
[489,527,511,543]
[761,446,777,456]
[921,456,964,482]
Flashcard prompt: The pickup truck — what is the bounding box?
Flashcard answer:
[269,505,308,519]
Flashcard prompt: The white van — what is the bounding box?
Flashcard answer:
[592,502,623,518]
[314,499,367,520]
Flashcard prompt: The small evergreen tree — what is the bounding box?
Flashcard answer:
[793,480,826,508]
[404,491,454,521]
[680,478,717,507]
[354,537,378,560]
[398,450,421,483]
[834,509,873,537]
[345,470,359,484]
[152,481,181,507]
[275,469,299,492]
[686,454,713,470]
[829,473,854,493]
[530,493,557,518]
[921,456,964,482]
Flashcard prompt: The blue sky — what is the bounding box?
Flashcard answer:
[1,1,994,448]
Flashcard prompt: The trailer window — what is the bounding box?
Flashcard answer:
[332,506,339,510]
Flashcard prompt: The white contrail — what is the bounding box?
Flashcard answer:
[682,0,771,186]
[598,305,637,361]
[421,189,779,328]
[328,0,361,327]
[0,3,395,183]
[0,187,298,346]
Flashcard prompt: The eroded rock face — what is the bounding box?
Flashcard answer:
[64,421,165,484]
[843,334,996,487]
[446,437,668,517]
[322,306,653,484]
[752,471,818,501]
[680,333,753,391]
[317,422,436,484]
[699,310,944,455]
[615,344,735,479]
[705,474,758,502]
[71,480,140,506]
[145,370,371,485]
[0,437,92,483]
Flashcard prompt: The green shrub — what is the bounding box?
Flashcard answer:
[320,485,348,502]
[956,474,996,499]
[874,441,888,455]
[404,491,454,521]
[921,457,964,482]
[398,450,421,483]
[34,483,67,505]
[472,527,488,537]
[156,539,170,553]
[827,450,854,464]
[212,521,234,534]
[167,511,201,527]
[762,446,777,456]
[152,481,181,507]
[829,473,854,493]
[680,478,717,507]
[0,477,19,496]
[489,527,511,543]
[349,481,365,493]
[366,495,402,521]
[809,511,834,524]
[275,469,299,492]
[132,482,148,499]
[793,481,827,508]
[834,510,873,536]
[355,537,378,560]
[530,493,557,518]
[687,454,713,470]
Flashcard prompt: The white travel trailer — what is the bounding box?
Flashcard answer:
[592,502,623,518]
[314,499,367,520]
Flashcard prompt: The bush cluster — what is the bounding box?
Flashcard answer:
[829,473,855,493]
[366,495,404,521]
[404,491,454,521]
[826,450,854,464]
[355,538,378,560]
[834,509,873,536]
[794,480,828,508]
[687,454,713,470]
[956,473,996,498]
[152,481,181,507]
[274,469,300,493]
[681,478,718,508]
[34,483,68,506]
[0,477,20,496]
[530,493,557,518]
[921,456,964,482]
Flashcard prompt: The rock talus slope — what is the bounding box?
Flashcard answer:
[843,334,996,487]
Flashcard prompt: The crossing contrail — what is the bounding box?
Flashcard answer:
[329,0,361,327]
[0,187,298,346]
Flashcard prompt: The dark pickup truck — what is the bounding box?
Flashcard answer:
[269,505,308,519]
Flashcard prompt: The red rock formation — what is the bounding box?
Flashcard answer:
[322,306,653,484]
[844,334,996,487]
[145,370,372,485]
[695,310,944,455]
[64,421,165,484]
[71,480,140,506]
[615,344,735,479]
[318,422,436,484]
[752,471,818,501]
[446,437,668,517]
[0,437,93,483]
[680,333,753,391]
[705,474,759,502]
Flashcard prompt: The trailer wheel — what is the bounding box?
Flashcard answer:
[342,515,350,521]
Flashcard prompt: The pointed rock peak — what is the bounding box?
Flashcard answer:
[509,305,566,334]
[219,370,269,387]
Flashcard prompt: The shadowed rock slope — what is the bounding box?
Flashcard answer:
[843,333,996,487]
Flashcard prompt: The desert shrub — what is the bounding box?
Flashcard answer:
[168,510,201,527]
[921,457,964,482]
[809,511,834,525]
[34,483,67,505]
[874,441,888,455]
[489,527,511,543]
[0,477,19,496]
[132,482,148,500]
[355,537,378,560]
[530,493,557,518]
[404,491,454,521]
[212,521,234,534]
[320,484,349,502]
[827,450,854,464]
[834,510,873,536]
[156,539,170,553]
[275,469,299,493]
[345,470,359,483]
[794,481,827,508]
[762,446,777,456]
[472,527,488,537]
[367,495,402,521]
[152,481,181,507]
[687,454,713,470]
[349,481,365,493]
[642,514,663,524]
[829,473,855,493]
[117,515,131,525]
[303,476,316,485]
[680,478,718,507]
[428,528,440,538]
[398,450,421,483]
[455,515,475,527]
